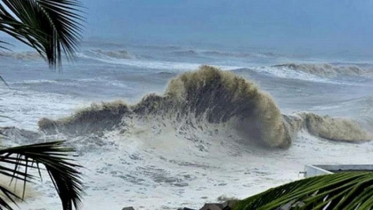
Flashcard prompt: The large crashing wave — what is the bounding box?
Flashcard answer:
[274,63,373,77]
[38,66,371,148]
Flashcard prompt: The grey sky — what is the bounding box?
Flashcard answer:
[82,0,373,55]
[4,0,373,55]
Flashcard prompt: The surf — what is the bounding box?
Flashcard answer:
[38,66,371,149]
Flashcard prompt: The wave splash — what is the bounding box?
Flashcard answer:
[38,66,371,149]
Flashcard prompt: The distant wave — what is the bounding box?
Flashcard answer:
[153,71,177,78]
[9,77,131,90]
[232,63,373,84]
[169,50,198,56]
[10,79,59,85]
[274,63,373,77]
[78,52,201,70]
[202,50,280,58]
[168,49,274,58]
[133,44,181,50]
[86,49,132,59]
[78,52,239,71]
[235,66,331,83]
[0,51,41,60]
[39,66,371,149]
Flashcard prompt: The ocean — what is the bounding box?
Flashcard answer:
[1,40,373,209]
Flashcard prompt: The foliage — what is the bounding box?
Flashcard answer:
[234,172,373,210]
[0,0,83,68]
[0,0,84,209]
[0,140,83,210]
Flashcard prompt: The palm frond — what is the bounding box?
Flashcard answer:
[0,40,11,50]
[234,172,373,210]
[0,0,83,68]
[0,75,10,88]
[0,141,83,210]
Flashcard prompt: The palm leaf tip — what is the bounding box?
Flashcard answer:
[0,0,84,68]
[234,172,373,210]
[0,141,84,210]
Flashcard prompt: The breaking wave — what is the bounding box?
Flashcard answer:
[284,113,371,142]
[38,66,371,149]
[85,49,132,59]
[274,63,373,77]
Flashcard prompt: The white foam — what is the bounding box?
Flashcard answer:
[0,88,88,130]
[77,53,240,71]
[1,97,371,209]
[254,66,333,83]
[7,125,373,210]
[9,79,59,85]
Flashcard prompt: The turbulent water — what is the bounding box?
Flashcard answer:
[1,41,373,209]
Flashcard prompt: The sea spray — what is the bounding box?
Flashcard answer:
[38,66,371,148]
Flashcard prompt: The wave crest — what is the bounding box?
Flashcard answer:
[164,66,289,147]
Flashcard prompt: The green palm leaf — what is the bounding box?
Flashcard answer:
[0,141,83,210]
[234,172,373,210]
[0,0,83,68]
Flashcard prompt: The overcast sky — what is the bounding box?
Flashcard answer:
[5,0,373,55]
[81,0,373,54]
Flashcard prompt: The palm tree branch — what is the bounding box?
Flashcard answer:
[234,172,373,210]
[0,141,83,210]
[0,185,22,210]
[0,0,83,68]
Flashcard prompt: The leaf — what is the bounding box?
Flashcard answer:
[0,0,84,68]
[0,141,84,210]
[0,75,10,88]
[234,172,373,210]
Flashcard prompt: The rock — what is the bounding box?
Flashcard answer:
[179,199,239,210]
[122,207,135,210]
[200,203,225,210]
[199,200,239,210]
[222,200,239,210]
